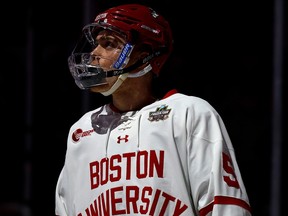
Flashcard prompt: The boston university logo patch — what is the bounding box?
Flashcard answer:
[148,104,171,122]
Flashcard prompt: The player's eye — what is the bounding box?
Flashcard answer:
[96,35,122,50]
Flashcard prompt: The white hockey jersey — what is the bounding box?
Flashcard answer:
[55,91,252,216]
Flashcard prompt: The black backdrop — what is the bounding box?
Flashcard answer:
[1,0,286,216]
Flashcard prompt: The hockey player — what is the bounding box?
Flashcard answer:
[55,3,252,216]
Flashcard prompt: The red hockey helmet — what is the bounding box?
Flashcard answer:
[92,3,173,75]
[68,4,174,91]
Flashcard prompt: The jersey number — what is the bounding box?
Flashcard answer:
[222,152,240,188]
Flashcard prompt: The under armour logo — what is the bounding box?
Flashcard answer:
[117,135,129,143]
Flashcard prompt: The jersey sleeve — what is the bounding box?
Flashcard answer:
[187,99,252,216]
[54,110,97,216]
[55,167,68,216]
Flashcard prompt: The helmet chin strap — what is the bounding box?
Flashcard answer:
[128,64,152,78]
[101,73,128,96]
[100,64,152,96]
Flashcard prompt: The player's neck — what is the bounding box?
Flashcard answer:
[112,91,156,112]
[111,76,156,112]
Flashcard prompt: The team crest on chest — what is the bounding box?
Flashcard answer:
[148,104,171,121]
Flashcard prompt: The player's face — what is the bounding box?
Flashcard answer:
[90,30,126,71]
[89,30,126,93]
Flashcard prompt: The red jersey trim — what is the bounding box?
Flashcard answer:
[199,196,252,216]
[109,103,120,112]
[163,89,178,99]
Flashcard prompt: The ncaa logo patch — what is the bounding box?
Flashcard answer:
[148,104,171,121]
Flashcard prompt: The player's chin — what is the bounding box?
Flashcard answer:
[90,84,110,93]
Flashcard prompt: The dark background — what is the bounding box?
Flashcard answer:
[1,0,286,215]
